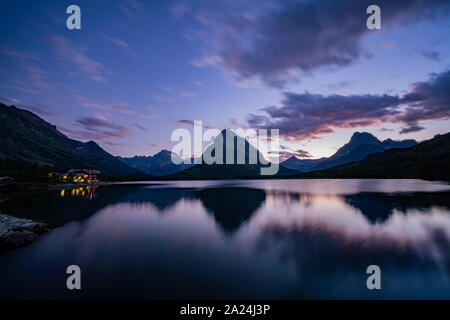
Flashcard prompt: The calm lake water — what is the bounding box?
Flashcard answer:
[1,179,450,299]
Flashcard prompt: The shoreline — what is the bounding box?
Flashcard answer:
[0,181,113,195]
[0,212,48,253]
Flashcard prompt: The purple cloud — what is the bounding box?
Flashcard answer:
[399,124,425,134]
[177,119,195,126]
[133,123,148,131]
[103,35,136,58]
[420,50,441,61]
[247,69,450,139]
[49,36,112,82]
[182,0,450,87]
[0,45,53,91]
[70,116,132,142]
[75,95,156,120]
[400,69,450,124]
[248,93,402,139]
[118,0,145,22]
[291,149,313,158]
[276,148,314,161]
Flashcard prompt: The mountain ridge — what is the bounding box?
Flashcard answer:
[298,132,450,180]
[0,103,144,177]
[281,131,418,172]
[117,150,194,176]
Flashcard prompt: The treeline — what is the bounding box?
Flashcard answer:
[0,159,53,183]
[0,159,151,183]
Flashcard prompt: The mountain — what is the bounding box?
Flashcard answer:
[281,132,418,172]
[117,150,194,176]
[0,103,143,177]
[300,132,450,180]
[168,129,297,179]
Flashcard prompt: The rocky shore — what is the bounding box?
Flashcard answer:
[0,213,48,253]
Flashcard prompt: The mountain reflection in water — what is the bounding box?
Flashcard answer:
[0,179,450,299]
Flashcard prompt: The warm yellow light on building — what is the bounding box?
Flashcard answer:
[60,189,65,197]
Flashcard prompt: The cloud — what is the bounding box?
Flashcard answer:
[400,69,450,124]
[118,0,145,22]
[138,114,157,120]
[324,81,353,90]
[277,148,314,161]
[133,123,148,131]
[49,36,112,82]
[0,47,26,59]
[380,42,399,50]
[420,50,441,61]
[75,95,156,119]
[21,102,56,117]
[160,85,197,97]
[246,69,450,139]
[171,2,189,19]
[23,65,53,90]
[0,97,19,105]
[76,95,130,112]
[399,124,425,134]
[176,119,212,129]
[153,94,175,102]
[177,119,195,126]
[73,116,132,141]
[247,92,402,139]
[190,55,222,68]
[0,45,52,91]
[103,36,136,58]
[291,149,313,158]
[0,97,57,117]
[182,0,450,87]
[0,84,41,95]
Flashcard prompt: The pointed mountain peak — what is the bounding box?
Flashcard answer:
[85,140,100,147]
[348,132,381,145]
[152,149,177,163]
[202,128,266,163]
[153,149,172,157]
[350,131,378,140]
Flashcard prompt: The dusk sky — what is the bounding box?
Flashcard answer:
[1,0,450,159]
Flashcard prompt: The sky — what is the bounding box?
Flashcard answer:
[0,0,449,159]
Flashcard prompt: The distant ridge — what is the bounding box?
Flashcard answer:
[117,150,194,176]
[281,131,418,172]
[299,132,450,180]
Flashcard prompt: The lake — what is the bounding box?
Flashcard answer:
[1,179,450,299]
